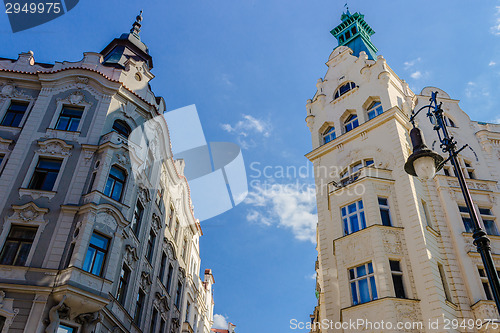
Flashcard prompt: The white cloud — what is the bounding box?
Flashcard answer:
[245,183,317,243]
[213,314,228,329]
[221,114,272,149]
[404,57,421,69]
[410,71,422,79]
[465,81,490,99]
[491,6,500,35]
[489,61,496,66]
[308,272,317,280]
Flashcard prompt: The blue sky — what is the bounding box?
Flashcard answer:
[2,0,500,332]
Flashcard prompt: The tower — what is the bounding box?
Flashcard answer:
[306,9,500,333]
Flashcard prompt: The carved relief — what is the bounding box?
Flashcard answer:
[0,81,33,100]
[57,90,90,107]
[382,230,403,254]
[152,213,162,231]
[124,245,139,267]
[340,234,372,265]
[115,153,128,167]
[155,292,170,313]
[140,271,152,291]
[38,139,73,156]
[8,202,48,225]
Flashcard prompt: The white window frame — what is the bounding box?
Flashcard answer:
[0,97,35,129]
[47,91,91,133]
[341,199,366,235]
[19,139,72,199]
[348,262,377,305]
[0,202,49,267]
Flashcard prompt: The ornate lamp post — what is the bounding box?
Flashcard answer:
[404,91,500,314]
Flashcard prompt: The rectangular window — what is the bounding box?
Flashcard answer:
[159,252,167,282]
[104,166,126,202]
[479,208,499,236]
[146,230,156,262]
[134,289,145,325]
[0,225,37,266]
[478,267,500,301]
[150,308,158,333]
[28,158,62,191]
[82,232,110,276]
[166,264,174,294]
[421,199,433,228]
[0,101,28,127]
[378,197,392,226]
[390,260,406,298]
[438,263,452,302]
[87,172,96,194]
[459,206,474,233]
[116,264,131,305]
[341,200,366,235]
[349,262,377,305]
[131,200,144,236]
[367,102,383,120]
[55,106,84,132]
[175,281,183,308]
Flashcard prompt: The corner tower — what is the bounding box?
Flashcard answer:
[330,9,377,60]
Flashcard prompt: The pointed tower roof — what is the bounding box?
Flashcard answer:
[330,10,377,60]
[100,11,153,69]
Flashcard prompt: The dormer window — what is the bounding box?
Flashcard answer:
[322,126,336,144]
[351,26,357,35]
[344,114,359,133]
[367,102,383,120]
[334,82,356,100]
[444,116,456,127]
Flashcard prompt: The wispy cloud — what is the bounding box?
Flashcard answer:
[489,61,496,66]
[307,272,317,280]
[410,71,422,79]
[245,183,317,243]
[213,314,229,329]
[219,73,234,87]
[221,114,272,149]
[465,81,490,98]
[404,57,421,70]
[491,6,500,35]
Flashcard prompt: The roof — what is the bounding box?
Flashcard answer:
[211,329,229,333]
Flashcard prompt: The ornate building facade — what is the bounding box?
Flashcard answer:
[306,9,500,333]
[0,15,214,333]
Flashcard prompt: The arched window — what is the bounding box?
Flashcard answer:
[112,120,131,137]
[322,126,336,144]
[367,101,383,120]
[344,114,359,133]
[104,165,127,201]
[334,82,356,100]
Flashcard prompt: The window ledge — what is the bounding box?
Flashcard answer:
[19,188,56,200]
[0,125,21,134]
[45,128,81,141]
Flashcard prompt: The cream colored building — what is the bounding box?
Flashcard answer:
[305,9,500,333]
[0,14,214,333]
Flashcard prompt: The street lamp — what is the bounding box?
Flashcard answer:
[404,91,500,315]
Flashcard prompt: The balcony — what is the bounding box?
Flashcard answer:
[328,167,393,194]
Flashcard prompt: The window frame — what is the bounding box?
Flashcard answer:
[343,113,359,133]
[116,263,131,305]
[334,82,356,100]
[82,231,110,277]
[104,165,127,202]
[341,199,366,236]
[378,197,392,227]
[47,92,91,134]
[54,105,85,132]
[112,119,132,138]
[134,288,146,325]
[27,157,63,191]
[322,126,336,144]
[349,262,378,305]
[0,225,38,266]
[389,260,406,298]
[367,101,383,120]
[0,98,34,129]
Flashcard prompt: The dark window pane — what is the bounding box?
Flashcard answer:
[1,102,28,127]
[378,198,388,206]
[479,208,492,215]
[380,209,391,226]
[358,278,370,303]
[356,265,366,277]
[0,226,38,266]
[390,260,401,272]
[484,220,499,236]
[483,282,493,300]
[462,218,474,233]
[459,206,469,213]
[113,120,131,137]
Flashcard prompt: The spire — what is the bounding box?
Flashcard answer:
[331,9,378,60]
[130,10,143,38]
